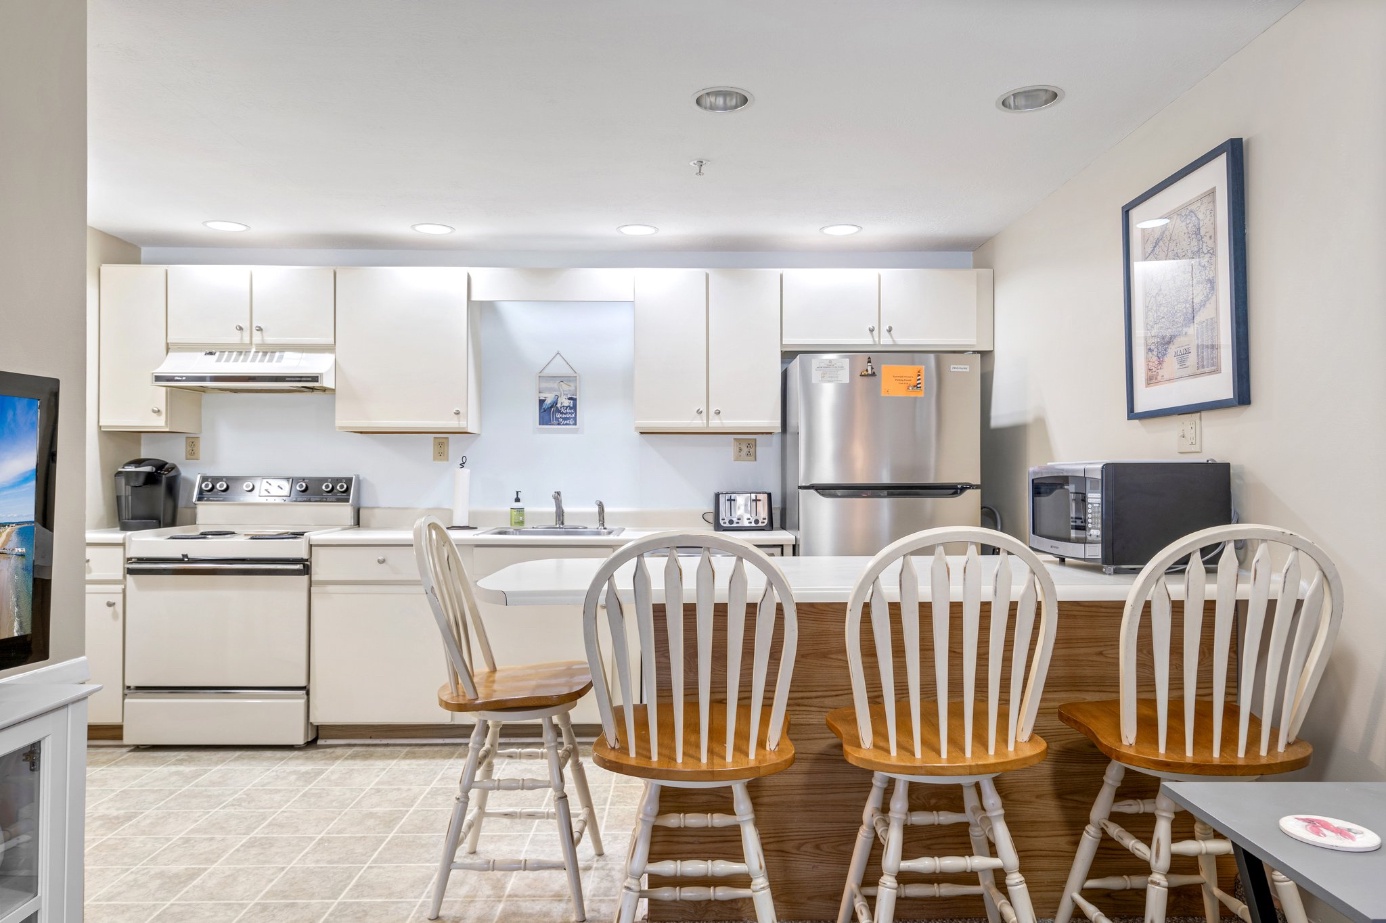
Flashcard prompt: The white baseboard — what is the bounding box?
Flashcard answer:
[0,657,91,686]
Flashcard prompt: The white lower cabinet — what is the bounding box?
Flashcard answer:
[84,586,124,725]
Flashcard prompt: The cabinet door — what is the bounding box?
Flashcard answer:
[879,269,983,348]
[167,266,251,346]
[633,269,708,432]
[708,270,782,432]
[334,267,477,432]
[85,588,124,725]
[310,585,451,724]
[781,269,880,347]
[98,265,202,432]
[252,267,335,346]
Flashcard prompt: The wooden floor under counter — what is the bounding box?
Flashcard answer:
[642,599,1237,922]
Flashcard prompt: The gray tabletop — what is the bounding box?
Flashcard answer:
[1163,781,1386,923]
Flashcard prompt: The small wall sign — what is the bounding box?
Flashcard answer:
[537,352,579,429]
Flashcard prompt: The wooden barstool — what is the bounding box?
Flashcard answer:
[413,516,604,921]
[580,532,799,923]
[1054,524,1344,923]
[829,527,1061,923]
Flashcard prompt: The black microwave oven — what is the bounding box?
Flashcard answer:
[1028,461,1232,572]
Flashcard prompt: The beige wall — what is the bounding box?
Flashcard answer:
[976,0,1386,783]
[0,0,88,672]
[87,228,143,529]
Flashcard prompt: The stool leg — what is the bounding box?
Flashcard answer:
[1056,759,1126,923]
[1270,867,1309,923]
[1194,820,1222,923]
[542,716,586,922]
[1144,789,1177,923]
[837,771,887,923]
[979,777,1036,923]
[464,720,502,854]
[559,710,605,856]
[963,781,1002,923]
[875,777,910,923]
[617,781,661,923]
[733,781,778,923]
[429,718,486,920]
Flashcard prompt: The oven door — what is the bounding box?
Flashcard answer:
[125,560,310,688]
[1028,475,1101,560]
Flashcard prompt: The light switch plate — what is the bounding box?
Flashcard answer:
[733,438,757,462]
[184,436,200,461]
[433,437,450,462]
[1177,412,1202,453]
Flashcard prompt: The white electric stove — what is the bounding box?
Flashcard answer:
[122,475,359,746]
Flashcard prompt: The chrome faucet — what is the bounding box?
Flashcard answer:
[596,500,606,530]
[552,491,564,526]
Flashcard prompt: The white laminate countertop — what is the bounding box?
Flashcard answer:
[310,527,797,548]
[85,528,129,545]
[476,554,1263,606]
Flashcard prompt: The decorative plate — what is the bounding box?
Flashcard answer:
[1279,814,1381,852]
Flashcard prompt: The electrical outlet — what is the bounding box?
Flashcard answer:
[1177,412,1202,453]
[432,436,450,462]
[733,438,757,462]
[184,436,200,461]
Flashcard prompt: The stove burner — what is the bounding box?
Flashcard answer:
[247,531,309,541]
[167,530,239,541]
[200,530,236,536]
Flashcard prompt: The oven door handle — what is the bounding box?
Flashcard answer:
[125,560,310,577]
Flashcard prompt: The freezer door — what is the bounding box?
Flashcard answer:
[792,487,982,556]
[786,353,981,486]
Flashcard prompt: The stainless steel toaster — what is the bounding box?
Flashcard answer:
[714,491,772,531]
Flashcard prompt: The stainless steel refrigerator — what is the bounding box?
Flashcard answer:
[783,353,981,556]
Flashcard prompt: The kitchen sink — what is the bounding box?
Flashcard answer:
[481,526,625,537]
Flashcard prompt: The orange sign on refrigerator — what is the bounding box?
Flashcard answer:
[880,365,925,397]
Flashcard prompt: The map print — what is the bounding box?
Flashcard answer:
[1138,189,1221,387]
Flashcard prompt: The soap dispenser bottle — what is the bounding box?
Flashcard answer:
[509,491,525,528]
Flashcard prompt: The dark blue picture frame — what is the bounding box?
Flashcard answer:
[1123,138,1249,420]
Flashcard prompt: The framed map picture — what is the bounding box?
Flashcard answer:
[1123,138,1249,419]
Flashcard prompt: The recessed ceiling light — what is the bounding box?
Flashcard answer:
[203,220,249,232]
[997,85,1064,113]
[412,223,454,235]
[694,87,753,113]
[617,224,659,236]
[821,224,862,236]
[1136,218,1171,229]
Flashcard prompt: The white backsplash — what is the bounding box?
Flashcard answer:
[140,301,782,514]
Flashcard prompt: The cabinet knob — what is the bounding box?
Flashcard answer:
[376,556,386,564]
[235,324,244,332]
[886,325,893,334]
[453,408,461,415]
[106,599,116,608]
[151,407,162,415]
[254,324,264,332]
[696,408,704,415]
[868,324,876,334]
[714,408,721,415]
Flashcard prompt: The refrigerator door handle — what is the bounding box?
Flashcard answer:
[806,484,979,500]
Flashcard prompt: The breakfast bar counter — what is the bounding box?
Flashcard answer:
[478,554,1247,921]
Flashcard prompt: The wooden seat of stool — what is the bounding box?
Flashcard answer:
[592,703,795,782]
[436,660,593,712]
[826,701,1047,776]
[1058,698,1312,776]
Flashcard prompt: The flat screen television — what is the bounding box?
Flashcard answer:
[0,371,57,671]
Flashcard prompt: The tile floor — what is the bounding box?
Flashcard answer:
[84,741,641,923]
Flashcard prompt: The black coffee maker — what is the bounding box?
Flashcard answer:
[115,458,181,531]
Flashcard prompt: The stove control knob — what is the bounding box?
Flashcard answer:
[214,481,228,492]
[243,481,255,492]
[200,480,213,491]
[295,481,308,492]
[321,482,334,492]
[335,481,349,494]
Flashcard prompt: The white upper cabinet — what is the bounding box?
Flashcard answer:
[633,270,709,432]
[634,269,782,433]
[334,267,479,433]
[879,268,993,349]
[781,269,880,346]
[98,265,201,432]
[251,267,336,345]
[708,270,782,432]
[167,266,252,346]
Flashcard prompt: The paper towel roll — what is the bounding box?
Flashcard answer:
[451,466,472,528]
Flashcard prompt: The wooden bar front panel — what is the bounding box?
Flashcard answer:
[640,599,1236,921]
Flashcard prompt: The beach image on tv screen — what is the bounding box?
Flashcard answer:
[0,396,39,640]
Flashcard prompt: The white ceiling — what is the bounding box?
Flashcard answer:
[89,0,1300,252]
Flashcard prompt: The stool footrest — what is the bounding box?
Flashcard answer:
[645,858,749,878]
[476,776,552,792]
[898,854,1003,874]
[452,856,567,872]
[642,885,754,902]
[1170,836,1233,857]
[1100,818,1151,862]
[653,811,744,829]
[907,810,972,826]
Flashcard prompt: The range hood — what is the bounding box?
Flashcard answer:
[152,349,335,391]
